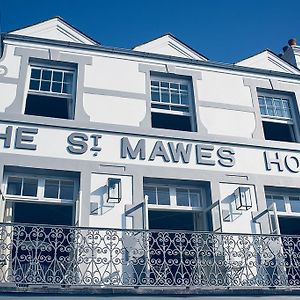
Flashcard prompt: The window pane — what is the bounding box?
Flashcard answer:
[180,84,188,91]
[157,187,170,205]
[176,188,189,206]
[29,79,40,90]
[283,109,292,118]
[266,97,274,116]
[266,199,273,209]
[171,106,189,112]
[144,187,156,204]
[60,180,74,200]
[52,82,62,93]
[31,68,41,79]
[151,103,170,110]
[7,177,22,195]
[259,105,267,115]
[53,71,63,82]
[22,178,38,197]
[42,70,52,80]
[263,121,295,142]
[151,91,160,101]
[274,99,283,117]
[44,179,59,198]
[190,191,201,207]
[272,195,285,212]
[161,91,170,103]
[63,73,73,84]
[289,196,300,213]
[151,81,159,87]
[25,94,70,119]
[171,91,180,104]
[282,99,290,109]
[258,96,265,106]
[40,81,51,91]
[181,93,189,105]
[151,112,192,131]
[170,83,179,90]
[282,100,292,118]
[161,82,169,88]
[265,194,272,202]
[62,83,72,94]
[265,98,272,106]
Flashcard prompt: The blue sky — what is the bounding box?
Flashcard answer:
[1,0,300,63]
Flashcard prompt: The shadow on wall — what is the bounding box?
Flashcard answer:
[221,193,242,222]
[91,184,115,216]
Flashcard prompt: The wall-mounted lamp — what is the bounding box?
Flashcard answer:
[107,178,122,203]
[234,187,252,210]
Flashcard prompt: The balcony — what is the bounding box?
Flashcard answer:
[0,222,300,291]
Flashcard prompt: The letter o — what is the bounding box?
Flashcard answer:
[284,155,300,173]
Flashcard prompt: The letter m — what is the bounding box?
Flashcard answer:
[121,137,146,160]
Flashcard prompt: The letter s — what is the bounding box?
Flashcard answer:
[217,147,235,167]
[67,133,88,154]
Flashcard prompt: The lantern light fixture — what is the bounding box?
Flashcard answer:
[107,178,122,203]
[234,186,252,210]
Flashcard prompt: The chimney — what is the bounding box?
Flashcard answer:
[288,38,297,46]
[283,46,289,52]
[281,38,299,69]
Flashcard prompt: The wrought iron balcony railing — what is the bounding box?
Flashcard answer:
[0,222,300,288]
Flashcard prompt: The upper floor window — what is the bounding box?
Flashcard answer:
[258,92,298,142]
[150,74,196,132]
[25,63,76,119]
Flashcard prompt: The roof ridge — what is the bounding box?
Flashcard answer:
[8,16,100,45]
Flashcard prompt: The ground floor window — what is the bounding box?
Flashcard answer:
[143,179,214,232]
[1,167,79,225]
[3,170,78,205]
[1,167,79,284]
[265,187,300,214]
[144,182,205,209]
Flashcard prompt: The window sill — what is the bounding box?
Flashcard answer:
[147,204,203,211]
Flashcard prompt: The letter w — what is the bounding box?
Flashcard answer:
[168,142,192,163]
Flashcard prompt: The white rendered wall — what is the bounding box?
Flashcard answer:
[83,94,146,125]
[0,44,21,78]
[0,83,17,112]
[84,56,146,94]
[0,44,20,112]
[200,107,256,138]
[197,72,253,106]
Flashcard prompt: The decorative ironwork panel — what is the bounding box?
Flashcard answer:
[0,223,300,288]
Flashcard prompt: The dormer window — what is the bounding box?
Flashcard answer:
[25,63,76,119]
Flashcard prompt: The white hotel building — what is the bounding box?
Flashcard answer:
[1,17,300,299]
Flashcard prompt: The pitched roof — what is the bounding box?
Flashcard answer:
[133,33,208,61]
[236,49,300,74]
[10,16,99,45]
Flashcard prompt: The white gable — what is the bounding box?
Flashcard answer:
[133,34,207,61]
[236,50,299,74]
[11,17,98,45]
